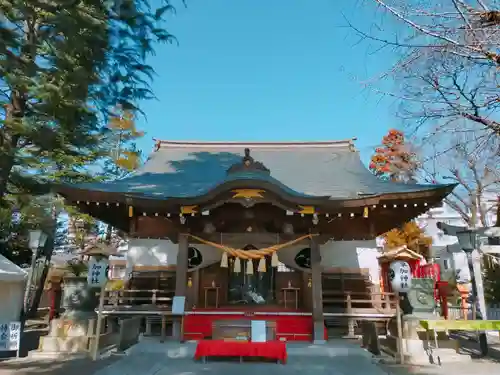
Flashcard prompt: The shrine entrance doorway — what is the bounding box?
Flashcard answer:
[227,245,275,305]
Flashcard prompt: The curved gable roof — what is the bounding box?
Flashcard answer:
[58,140,453,201]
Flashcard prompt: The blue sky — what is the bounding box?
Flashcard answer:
[135,0,400,163]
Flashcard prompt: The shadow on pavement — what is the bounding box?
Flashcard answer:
[0,356,118,375]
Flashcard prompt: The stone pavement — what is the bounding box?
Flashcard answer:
[2,338,500,375]
[379,360,500,375]
[92,339,390,375]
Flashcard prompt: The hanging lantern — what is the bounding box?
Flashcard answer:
[389,260,412,293]
[308,277,312,288]
[271,252,279,267]
[246,260,254,275]
[220,252,228,268]
[258,257,266,272]
[234,257,241,273]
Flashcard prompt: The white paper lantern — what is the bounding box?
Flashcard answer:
[388,260,412,293]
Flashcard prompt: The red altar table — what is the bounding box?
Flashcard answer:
[194,340,287,363]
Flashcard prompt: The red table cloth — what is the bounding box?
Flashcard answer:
[194,340,287,363]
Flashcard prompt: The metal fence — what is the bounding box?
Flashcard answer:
[448,304,500,320]
[487,305,500,320]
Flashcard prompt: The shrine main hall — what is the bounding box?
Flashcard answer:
[56,139,454,342]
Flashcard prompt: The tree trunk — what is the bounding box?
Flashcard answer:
[105,224,113,244]
[0,105,22,201]
[27,206,57,318]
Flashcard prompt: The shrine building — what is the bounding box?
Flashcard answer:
[55,139,455,342]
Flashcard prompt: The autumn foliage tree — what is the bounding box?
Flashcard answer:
[371,130,432,256]
[103,107,145,177]
[383,222,433,258]
[369,129,419,183]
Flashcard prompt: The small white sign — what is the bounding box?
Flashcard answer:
[172,296,186,315]
[251,320,267,342]
[0,322,21,351]
[87,257,109,287]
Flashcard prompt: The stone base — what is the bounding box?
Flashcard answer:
[382,314,472,365]
[313,320,325,343]
[38,317,92,354]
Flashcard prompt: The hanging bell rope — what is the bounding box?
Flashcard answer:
[258,257,266,272]
[220,252,228,268]
[185,233,316,260]
[246,260,254,275]
[271,251,279,267]
[234,257,241,273]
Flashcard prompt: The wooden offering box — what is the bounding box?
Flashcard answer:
[212,320,276,341]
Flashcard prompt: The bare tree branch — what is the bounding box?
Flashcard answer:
[420,133,499,227]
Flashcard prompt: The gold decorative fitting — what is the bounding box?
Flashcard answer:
[187,277,192,288]
[308,277,312,288]
[231,189,265,199]
[128,206,133,218]
[363,207,369,218]
[298,205,315,215]
[181,205,198,215]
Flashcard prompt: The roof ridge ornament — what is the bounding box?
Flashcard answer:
[227,148,271,175]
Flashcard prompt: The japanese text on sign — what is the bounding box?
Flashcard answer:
[87,257,109,287]
[0,322,21,351]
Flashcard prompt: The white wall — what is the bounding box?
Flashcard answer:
[320,240,380,284]
[126,238,382,284]
[0,281,24,322]
[126,239,221,270]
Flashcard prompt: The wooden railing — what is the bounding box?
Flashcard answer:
[103,289,174,307]
[323,291,397,312]
[322,291,397,338]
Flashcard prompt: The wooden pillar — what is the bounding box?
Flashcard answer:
[310,236,325,343]
[173,233,189,339]
[192,269,200,308]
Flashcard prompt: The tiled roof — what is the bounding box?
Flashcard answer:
[61,140,453,200]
